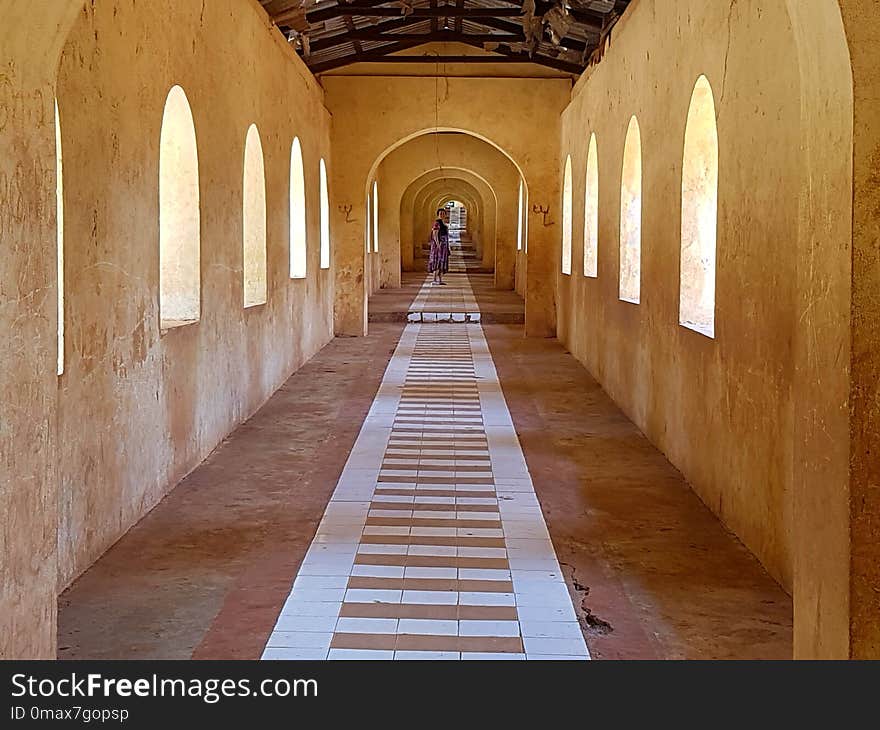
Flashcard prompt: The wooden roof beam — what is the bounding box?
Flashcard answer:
[476,16,588,52]
[322,51,583,73]
[307,5,525,21]
[308,40,423,72]
[347,30,524,43]
[309,16,427,51]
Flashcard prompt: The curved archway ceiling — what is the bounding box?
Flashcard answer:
[260,0,631,75]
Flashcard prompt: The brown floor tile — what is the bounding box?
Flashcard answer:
[365,517,500,529]
[458,605,519,621]
[341,603,459,620]
[359,534,506,549]
[330,633,397,651]
[457,636,524,653]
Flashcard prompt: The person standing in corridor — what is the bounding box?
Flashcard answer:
[428,207,450,285]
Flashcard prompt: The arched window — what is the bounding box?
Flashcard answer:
[583,133,599,278]
[243,123,267,307]
[561,155,573,275]
[55,99,65,375]
[619,116,642,303]
[680,76,719,337]
[290,137,307,279]
[516,180,524,252]
[159,85,201,327]
[319,159,330,269]
[372,181,379,253]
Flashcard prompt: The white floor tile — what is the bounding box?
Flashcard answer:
[459,620,520,637]
[398,619,458,636]
[335,617,399,634]
[262,647,329,660]
[265,631,333,649]
[328,649,395,660]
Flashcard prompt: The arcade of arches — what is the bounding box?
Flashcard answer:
[1,0,878,661]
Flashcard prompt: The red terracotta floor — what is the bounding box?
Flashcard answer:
[57,276,792,660]
[480,325,792,659]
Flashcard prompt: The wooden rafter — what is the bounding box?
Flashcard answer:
[476,15,588,52]
[316,50,583,74]
[309,16,426,52]
[348,30,523,43]
[430,0,438,34]
[309,40,424,73]
[343,16,364,55]
[307,6,525,21]
[262,0,632,75]
[307,14,588,56]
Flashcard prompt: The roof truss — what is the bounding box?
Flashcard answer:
[261,0,630,75]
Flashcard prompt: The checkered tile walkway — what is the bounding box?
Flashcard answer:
[262,284,588,660]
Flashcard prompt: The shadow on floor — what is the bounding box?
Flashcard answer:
[481,324,793,659]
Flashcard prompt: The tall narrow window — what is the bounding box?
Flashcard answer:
[561,155,573,275]
[516,180,524,252]
[619,116,642,303]
[243,123,267,307]
[55,99,64,375]
[319,159,330,269]
[365,192,372,253]
[583,133,599,278]
[159,85,201,327]
[290,137,307,279]
[372,181,379,253]
[680,76,719,337]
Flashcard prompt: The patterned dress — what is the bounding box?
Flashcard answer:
[428,219,450,274]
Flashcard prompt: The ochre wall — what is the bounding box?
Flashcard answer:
[836,0,880,660]
[54,0,333,590]
[558,0,813,592]
[322,72,570,336]
[0,0,84,662]
[558,0,879,658]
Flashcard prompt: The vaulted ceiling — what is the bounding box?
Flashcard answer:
[259,0,631,75]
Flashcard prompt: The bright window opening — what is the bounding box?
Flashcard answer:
[372,181,379,253]
[159,85,201,327]
[619,116,642,303]
[243,123,267,307]
[319,159,330,269]
[516,180,524,252]
[561,155,573,275]
[680,76,719,338]
[365,191,372,253]
[55,99,64,375]
[290,137,307,279]
[583,133,599,278]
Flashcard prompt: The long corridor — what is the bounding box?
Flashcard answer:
[262,314,588,660]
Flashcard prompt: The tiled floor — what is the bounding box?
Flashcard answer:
[407,273,480,321]
[369,272,525,324]
[262,289,589,660]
